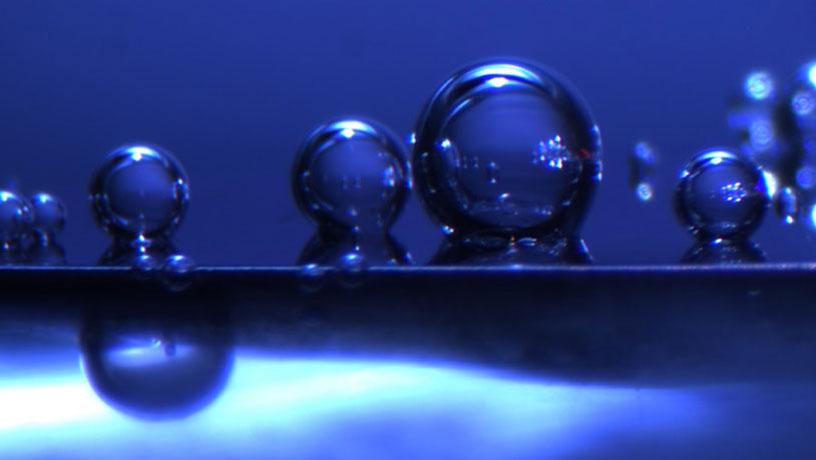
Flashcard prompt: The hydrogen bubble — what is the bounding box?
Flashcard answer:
[775,186,799,225]
[336,251,367,288]
[29,192,66,236]
[90,144,190,241]
[293,119,409,233]
[161,254,197,292]
[412,60,602,242]
[676,149,768,240]
[630,142,658,203]
[298,262,327,293]
[0,190,31,244]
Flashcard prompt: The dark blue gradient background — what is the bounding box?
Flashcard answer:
[0,0,814,265]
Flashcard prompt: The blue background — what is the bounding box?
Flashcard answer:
[0,0,814,265]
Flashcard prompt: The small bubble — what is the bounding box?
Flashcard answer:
[676,149,768,240]
[161,254,196,292]
[796,166,816,190]
[0,190,32,242]
[792,91,815,116]
[298,263,327,293]
[132,253,161,277]
[485,161,499,184]
[336,252,366,288]
[29,192,66,236]
[743,71,775,101]
[629,142,658,203]
[635,182,654,202]
[775,186,799,225]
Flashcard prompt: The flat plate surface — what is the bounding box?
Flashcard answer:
[1,264,816,459]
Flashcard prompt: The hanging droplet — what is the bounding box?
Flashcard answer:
[80,309,233,420]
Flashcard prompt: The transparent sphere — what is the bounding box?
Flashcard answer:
[90,144,190,240]
[412,60,602,239]
[293,119,409,231]
[784,61,816,198]
[630,142,658,203]
[161,254,197,292]
[743,70,776,101]
[727,70,795,189]
[298,262,327,293]
[30,192,66,235]
[788,61,816,122]
[0,190,32,242]
[80,313,233,420]
[775,186,799,225]
[675,149,769,240]
[132,253,162,275]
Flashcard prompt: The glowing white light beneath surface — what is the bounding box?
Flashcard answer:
[0,377,111,431]
[0,356,707,459]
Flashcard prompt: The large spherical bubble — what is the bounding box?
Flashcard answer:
[675,149,769,240]
[412,60,602,239]
[292,118,409,232]
[90,144,190,240]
